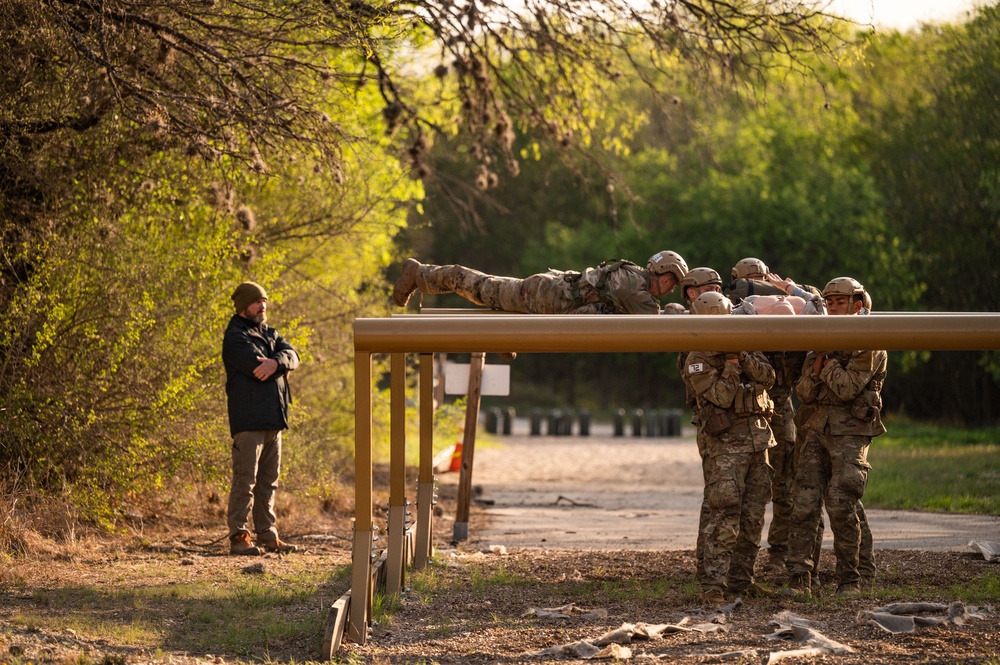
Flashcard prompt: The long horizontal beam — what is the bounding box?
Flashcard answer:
[356,314,1000,354]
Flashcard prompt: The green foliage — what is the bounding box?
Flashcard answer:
[617,57,923,307]
[854,13,1000,314]
[846,11,1000,421]
[0,142,249,523]
[3,0,1000,529]
[0,31,420,522]
[406,7,1000,423]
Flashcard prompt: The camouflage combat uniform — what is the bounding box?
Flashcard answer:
[785,348,887,587]
[683,350,776,597]
[788,394,877,586]
[410,260,660,313]
[676,294,706,579]
[760,351,805,566]
[678,348,710,582]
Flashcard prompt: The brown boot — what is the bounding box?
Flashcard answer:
[701,588,726,606]
[759,550,786,574]
[392,258,423,307]
[836,581,861,597]
[259,537,298,554]
[230,533,262,556]
[780,572,812,599]
[728,581,777,599]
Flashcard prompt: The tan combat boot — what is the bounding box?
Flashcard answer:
[701,588,726,606]
[230,533,262,556]
[392,258,423,307]
[836,581,862,597]
[780,572,812,599]
[728,581,777,599]
[259,537,298,554]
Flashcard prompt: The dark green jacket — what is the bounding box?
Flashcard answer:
[223,314,300,436]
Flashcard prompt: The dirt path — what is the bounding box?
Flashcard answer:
[443,421,1000,552]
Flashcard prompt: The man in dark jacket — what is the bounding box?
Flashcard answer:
[223,281,300,555]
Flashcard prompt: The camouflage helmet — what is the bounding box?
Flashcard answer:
[682,267,723,288]
[822,276,865,299]
[863,290,872,311]
[691,291,733,315]
[731,257,769,281]
[647,250,689,281]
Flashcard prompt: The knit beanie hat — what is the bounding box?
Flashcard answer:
[231,281,267,313]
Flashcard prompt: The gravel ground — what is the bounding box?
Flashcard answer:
[345,424,1000,664]
[3,423,999,665]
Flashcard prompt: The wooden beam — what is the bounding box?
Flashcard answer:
[453,352,485,542]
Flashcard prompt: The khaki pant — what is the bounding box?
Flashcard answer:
[785,429,871,585]
[700,447,773,594]
[227,430,282,541]
[419,264,579,313]
[764,384,796,559]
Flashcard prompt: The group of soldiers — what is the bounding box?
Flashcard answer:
[392,252,887,604]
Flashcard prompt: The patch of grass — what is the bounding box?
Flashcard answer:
[573,578,675,602]
[468,562,530,591]
[489,610,520,628]
[408,565,440,599]
[8,609,166,644]
[862,562,1000,605]
[372,590,403,625]
[878,419,1000,448]
[3,561,350,657]
[946,570,1000,604]
[866,418,1000,515]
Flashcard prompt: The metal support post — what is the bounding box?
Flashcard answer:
[348,527,373,644]
[348,352,374,644]
[414,353,435,569]
[385,353,407,597]
[454,351,485,542]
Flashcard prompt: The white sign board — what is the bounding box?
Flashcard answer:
[444,363,511,396]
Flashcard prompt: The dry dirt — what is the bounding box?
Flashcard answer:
[2,425,999,665]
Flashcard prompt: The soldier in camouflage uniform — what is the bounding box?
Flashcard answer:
[683,292,776,605]
[725,265,827,575]
[724,256,827,308]
[724,257,785,303]
[731,257,769,282]
[681,266,724,306]
[729,293,808,575]
[783,277,887,598]
[391,251,688,313]
[673,267,724,582]
[678,267,725,408]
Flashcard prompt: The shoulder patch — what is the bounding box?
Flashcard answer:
[688,362,705,373]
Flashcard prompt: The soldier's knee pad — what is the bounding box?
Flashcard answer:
[835,463,868,502]
[706,478,742,512]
